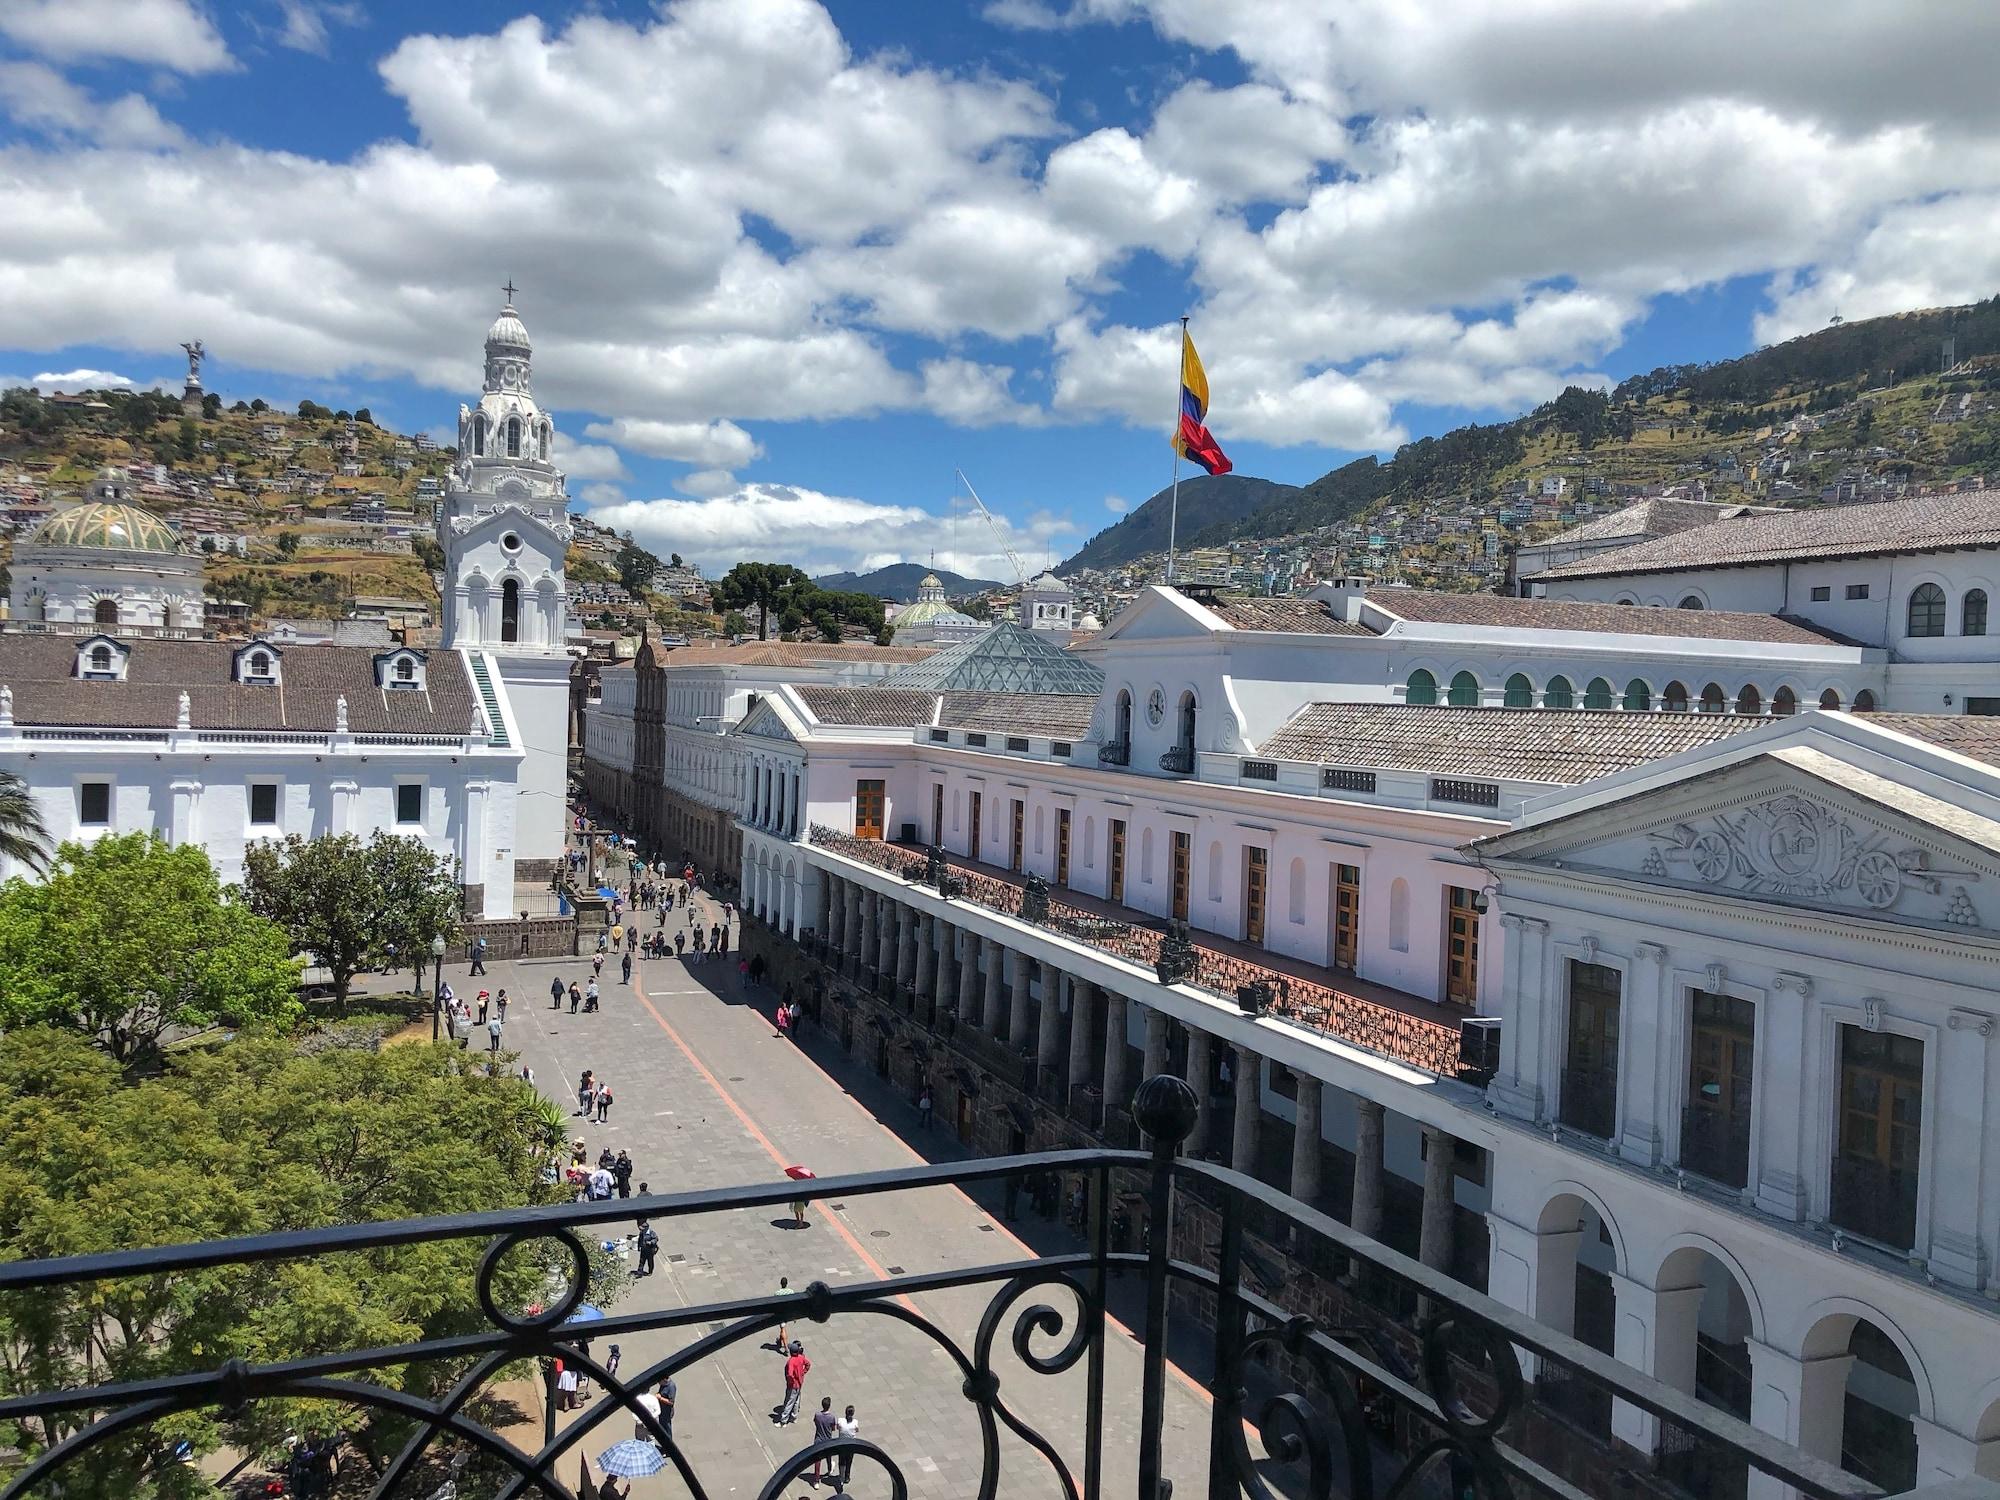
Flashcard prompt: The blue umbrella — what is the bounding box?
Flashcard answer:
[597,1438,667,1477]
[563,1303,606,1325]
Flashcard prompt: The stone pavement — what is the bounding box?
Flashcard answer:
[447,885,1220,1500]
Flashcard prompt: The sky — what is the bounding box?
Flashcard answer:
[2,2,1998,582]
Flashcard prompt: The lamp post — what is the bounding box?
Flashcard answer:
[430,934,448,1041]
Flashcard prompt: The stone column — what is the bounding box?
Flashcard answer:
[1419,1125,1457,1275]
[1036,966,1065,1090]
[1290,1074,1323,1207]
[1143,1006,1171,1082]
[1184,1029,1213,1156]
[852,887,873,976]
[1610,1273,1703,1455]
[914,914,937,1007]
[1101,990,1131,1117]
[895,906,918,997]
[1746,1340,1854,1500]
[875,895,895,980]
[1005,949,1034,1047]
[826,876,845,954]
[957,929,981,1020]
[981,937,1004,1035]
[1067,979,1097,1096]
[1230,1044,1260,1174]
[933,921,957,1012]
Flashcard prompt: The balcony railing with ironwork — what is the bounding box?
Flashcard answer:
[1558,1062,1619,1140]
[1097,740,1130,766]
[811,827,1479,1078]
[1158,744,1193,774]
[1829,1156,1920,1251]
[0,1079,1873,1500]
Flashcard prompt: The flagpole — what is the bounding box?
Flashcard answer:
[1167,316,1187,586]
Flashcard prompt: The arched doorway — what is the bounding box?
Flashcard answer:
[1531,1191,1622,1437]
[1798,1311,1923,1494]
[93,597,119,626]
[1652,1244,1757,1497]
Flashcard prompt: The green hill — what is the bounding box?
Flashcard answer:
[1061,474,1300,571]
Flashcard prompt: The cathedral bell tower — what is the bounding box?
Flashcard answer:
[440,285,573,871]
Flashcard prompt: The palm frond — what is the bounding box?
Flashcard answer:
[0,771,52,873]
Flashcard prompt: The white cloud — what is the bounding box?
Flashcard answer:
[918,359,1042,428]
[32,367,135,389]
[0,0,235,74]
[677,469,741,499]
[0,62,185,148]
[1104,494,1128,513]
[267,0,365,57]
[582,418,763,469]
[549,439,628,483]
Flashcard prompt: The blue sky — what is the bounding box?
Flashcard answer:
[1,1,1995,578]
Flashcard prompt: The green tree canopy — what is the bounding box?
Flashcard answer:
[0,834,299,1065]
[240,832,461,1013]
[709,561,810,639]
[615,537,661,594]
[0,1027,594,1494]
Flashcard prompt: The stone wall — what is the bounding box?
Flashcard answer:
[460,914,578,960]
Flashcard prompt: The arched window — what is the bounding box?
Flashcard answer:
[1176,690,1197,751]
[1678,595,1705,611]
[396,657,415,682]
[1966,589,1989,636]
[1503,673,1534,708]
[94,597,119,625]
[1388,878,1410,953]
[539,421,551,460]
[505,417,522,458]
[1736,684,1762,715]
[250,652,270,677]
[1114,689,1132,745]
[1544,675,1575,709]
[472,415,486,456]
[1772,686,1798,716]
[501,578,521,643]
[1405,669,1438,706]
[1907,582,1946,638]
[1662,681,1690,712]
[1854,688,1877,712]
[1624,679,1652,711]
[89,644,112,672]
[1582,676,1613,710]
[1447,670,1480,707]
[1699,682,1726,713]
[1819,688,1841,711]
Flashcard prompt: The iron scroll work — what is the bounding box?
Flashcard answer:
[0,1080,1870,1500]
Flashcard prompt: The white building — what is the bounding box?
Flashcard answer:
[1019,570,1076,638]
[8,469,206,631]
[887,573,983,646]
[585,566,2000,1494]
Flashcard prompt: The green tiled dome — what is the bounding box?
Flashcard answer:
[33,502,183,554]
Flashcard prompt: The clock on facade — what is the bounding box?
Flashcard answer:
[1146,686,1166,726]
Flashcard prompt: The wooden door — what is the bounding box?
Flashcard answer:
[1444,887,1481,1005]
[1684,989,1755,1187]
[1171,832,1190,922]
[1056,810,1071,886]
[855,779,886,841]
[1243,847,1268,945]
[1835,1028,1923,1247]
[1331,862,1359,970]
[1010,799,1024,873]
[932,784,944,844]
[1108,819,1126,903]
[968,791,982,861]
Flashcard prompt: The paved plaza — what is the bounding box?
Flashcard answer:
[453,883,1219,1500]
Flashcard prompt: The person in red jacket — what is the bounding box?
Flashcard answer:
[772,1340,810,1425]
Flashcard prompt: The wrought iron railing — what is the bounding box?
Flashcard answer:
[1158,745,1193,774]
[0,1078,1874,1500]
[809,826,1463,1075]
[1097,740,1130,766]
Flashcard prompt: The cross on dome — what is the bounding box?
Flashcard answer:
[502,278,517,305]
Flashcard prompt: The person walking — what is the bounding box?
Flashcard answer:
[476,989,491,1025]
[835,1406,859,1490]
[621,950,633,985]
[772,1340,810,1425]
[469,935,488,976]
[773,1276,797,1350]
[593,951,605,979]
[810,1398,838,1484]
[551,975,566,1009]
[635,1218,659,1276]
[596,1082,613,1123]
[613,1149,633,1198]
[569,981,583,1015]
[585,978,600,1012]
[917,1086,933,1131]
[496,989,509,1023]
[675,930,686,956]
[487,1014,503,1053]
[577,1071,595,1117]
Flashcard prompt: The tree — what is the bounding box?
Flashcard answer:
[354,406,373,425]
[296,399,328,421]
[615,538,661,594]
[276,531,300,556]
[0,834,300,1065]
[249,397,268,413]
[241,832,462,1015]
[669,552,683,568]
[0,1026,601,1493]
[0,769,51,871]
[709,562,811,639]
[722,609,750,638]
[200,391,222,420]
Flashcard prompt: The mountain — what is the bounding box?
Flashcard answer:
[1184,457,1396,550]
[1060,474,1300,571]
[814,562,1003,600]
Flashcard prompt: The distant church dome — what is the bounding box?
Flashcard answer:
[32,471,182,555]
[486,300,532,351]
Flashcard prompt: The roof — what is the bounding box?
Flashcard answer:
[1531,497,1766,549]
[1539,489,2000,580]
[796,686,938,728]
[1258,704,1766,785]
[1365,589,1850,646]
[0,636,478,735]
[936,692,1097,738]
[1859,714,2000,772]
[1202,597,1374,636]
[890,596,979,633]
[662,642,937,669]
[28,501,182,555]
[884,622,1106,694]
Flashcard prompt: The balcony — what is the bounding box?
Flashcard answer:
[1158,745,1193,774]
[810,827,1469,1077]
[1830,1157,1919,1251]
[1680,1108,1752,1190]
[0,1088,1871,1500]
[1097,740,1130,767]
[1558,1062,1618,1140]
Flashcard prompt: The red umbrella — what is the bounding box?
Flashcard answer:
[784,1165,816,1181]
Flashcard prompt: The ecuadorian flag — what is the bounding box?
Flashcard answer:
[1172,330,1232,476]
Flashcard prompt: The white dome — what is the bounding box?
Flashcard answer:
[486,304,531,350]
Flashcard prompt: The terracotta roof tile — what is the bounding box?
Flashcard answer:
[795,686,937,727]
[1534,498,1768,548]
[1862,714,2000,771]
[936,692,1097,737]
[1539,489,2000,579]
[664,642,937,668]
[1259,703,1765,784]
[1205,597,1374,635]
[1365,589,1851,645]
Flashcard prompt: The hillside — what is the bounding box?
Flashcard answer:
[815,562,1002,600]
[1062,474,1299,571]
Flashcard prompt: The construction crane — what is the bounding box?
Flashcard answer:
[956,469,1031,587]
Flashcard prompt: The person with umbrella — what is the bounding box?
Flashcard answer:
[785,1164,814,1228]
[594,1437,664,1492]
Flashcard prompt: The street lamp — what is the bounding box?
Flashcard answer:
[430,934,449,1042]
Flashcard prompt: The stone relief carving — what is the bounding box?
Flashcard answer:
[1648,792,1982,926]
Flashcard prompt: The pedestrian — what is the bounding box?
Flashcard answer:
[470,935,488,976]
[774,1001,790,1039]
[605,1343,622,1382]
[811,1398,838,1483]
[635,1217,659,1276]
[569,981,582,1014]
[596,1082,613,1123]
[597,931,609,955]
[611,922,625,951]
[675,930,686,956]
[621,950,633,985]
[586,978,600,1012]
[593,951,605,978]
[476,989,491,1024]
[835,1406,859,1489]
[917,1086,933,1131]
[594,1472,629,1500]
[614,1151,632,1199]
[551,975,565,1009]
[588,1162,614,1200]
[496,989,509,1022]
[487,1014,503,1053]
[790,1193,809,1229]
[555,1359,579,1412]
[577,1071,595,1116]
[772,1340,810,1425]
[773,1275,796,1350]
